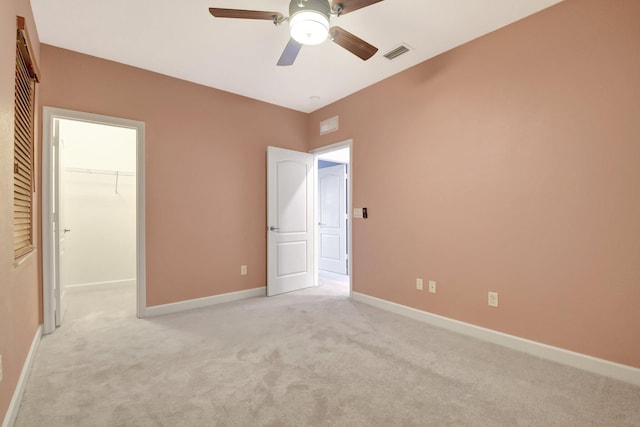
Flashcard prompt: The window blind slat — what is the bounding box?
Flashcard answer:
[15,90,32,118]
[15,162,31,177]
[15,246,32,259]
[14,205,32,214]
[14,193,31,202]
[14,228,31,237]
[14,145,31,167]
[15,109,32,135]
[14,104,31,132]
[14,178,31,193]
[14,167,31,182]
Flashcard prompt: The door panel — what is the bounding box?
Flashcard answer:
[54,119,67,326]
[321,234,341,259]
[318,164,347,274]
[277,241,308,276]
[267,147,314,296]
[277,161,309,233]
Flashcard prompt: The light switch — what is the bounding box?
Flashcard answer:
[353,208,363,219]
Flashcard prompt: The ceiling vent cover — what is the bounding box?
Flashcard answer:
[384,45,410,60]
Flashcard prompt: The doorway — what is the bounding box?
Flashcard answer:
[42,108,146,334]
[314,141,352,295]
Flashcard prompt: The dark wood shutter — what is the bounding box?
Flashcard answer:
[14,16,39,260]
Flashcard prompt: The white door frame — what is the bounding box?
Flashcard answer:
[311,139,353,296]
[42,107,146,334]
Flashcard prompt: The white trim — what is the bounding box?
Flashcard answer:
[66,278,136,291]
[41,107,146,330]
[144,287,266,317]
[2,325,42,427]
[135,122,147,319]
[41,108,55,333]
[351,292,640,387]
[311,140,353,298]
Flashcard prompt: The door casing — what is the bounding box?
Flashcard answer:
[41,107,146,333]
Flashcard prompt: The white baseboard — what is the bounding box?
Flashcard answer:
[145,287,266,317]
[351,292,640,387]
[2,325,42,427]
[66,278,136,292]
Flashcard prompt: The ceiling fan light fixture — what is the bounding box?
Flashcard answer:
[290,10,329,45]
[289,0,331,46]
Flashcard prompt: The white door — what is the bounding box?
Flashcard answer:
[53,119,68,326]
[318,164,348,274]
[267,146,314,296]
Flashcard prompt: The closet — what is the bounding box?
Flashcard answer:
[59,119,137,291]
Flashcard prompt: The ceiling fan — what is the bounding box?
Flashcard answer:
[209,0,383,66]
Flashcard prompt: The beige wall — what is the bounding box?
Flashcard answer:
[3,0,639,419]
[308,0,640,368]
[0,0,41,421]
[39,46,309,307]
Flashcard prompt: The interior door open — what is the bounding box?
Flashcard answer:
[267,146,314,296]
[53,119,68,326]
[318,163,348,274]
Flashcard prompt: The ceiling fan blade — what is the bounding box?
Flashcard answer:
[330,26,378,61]
[331,0,383,16]
[209,8,284,21]
[277,39,303,66]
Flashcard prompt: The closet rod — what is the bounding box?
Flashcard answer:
[64,167,135,176]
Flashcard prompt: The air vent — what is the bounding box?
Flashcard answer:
[384,45,410,60]
[320,116,339,135]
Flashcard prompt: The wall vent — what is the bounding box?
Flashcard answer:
[384,45,410,60]
[320,116,339,135]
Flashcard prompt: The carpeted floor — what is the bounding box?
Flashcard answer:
[15,276,640,426]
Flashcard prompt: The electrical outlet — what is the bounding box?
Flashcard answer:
[428,280,436,294]
[240,265,248,276]
[416,278,424,291]
[488,292,499,308]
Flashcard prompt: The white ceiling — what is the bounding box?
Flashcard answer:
[31,0,562,113]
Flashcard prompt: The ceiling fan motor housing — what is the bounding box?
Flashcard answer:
[289,0,331,45]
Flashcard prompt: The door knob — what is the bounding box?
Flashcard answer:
[269,226,280,231]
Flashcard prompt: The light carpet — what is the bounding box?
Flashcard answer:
[14,279,640,426]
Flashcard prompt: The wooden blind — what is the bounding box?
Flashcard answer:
[14,16,39,260]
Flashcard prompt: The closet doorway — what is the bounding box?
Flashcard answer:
[42,108,146,334]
